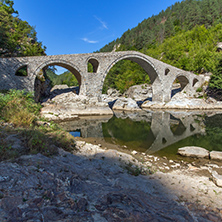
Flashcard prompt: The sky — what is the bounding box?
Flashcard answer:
[13,0,182,73]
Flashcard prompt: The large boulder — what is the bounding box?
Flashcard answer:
[112,97,141,111]
[41,92,113,120]
[178,146,209,158]
[124,84,152,101]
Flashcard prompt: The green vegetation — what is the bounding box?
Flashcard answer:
[0,89,41,127]
[45,68,79,87]
[100,0,222,93]
[103,60,150,94]
[0,0,46,57]
[0,90,76,161]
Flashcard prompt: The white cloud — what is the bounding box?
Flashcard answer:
[94,16,108,30]
[82,38,98,44]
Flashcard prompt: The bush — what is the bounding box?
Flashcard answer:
[0,89,41,127]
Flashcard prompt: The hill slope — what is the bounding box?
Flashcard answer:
[99,0,222,93]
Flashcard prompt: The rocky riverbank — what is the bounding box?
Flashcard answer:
[0,126,222,221]
[40,84,222,121]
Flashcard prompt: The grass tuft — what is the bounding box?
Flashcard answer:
[0,90,76,160]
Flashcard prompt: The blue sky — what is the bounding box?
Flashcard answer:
[13,0,182,55]
[13,0,181,73]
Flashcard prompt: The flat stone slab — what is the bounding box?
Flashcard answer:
[178,146,209,158]
[210,151,222,161]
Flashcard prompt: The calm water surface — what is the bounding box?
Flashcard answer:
[59,110,222,158]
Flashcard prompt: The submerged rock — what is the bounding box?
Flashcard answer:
[178,146,210,158]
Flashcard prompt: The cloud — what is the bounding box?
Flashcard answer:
[94,16,108,30]
[82,38,98,44]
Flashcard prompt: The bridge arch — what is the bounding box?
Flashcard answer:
[34,59,82,86]
[87,57,99,73]
[103,53,163,102]
[170,74,190,98]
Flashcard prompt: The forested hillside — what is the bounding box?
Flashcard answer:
[0,0,45,57]
[100,0,222,93]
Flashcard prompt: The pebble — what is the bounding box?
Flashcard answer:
[131,150,138,155]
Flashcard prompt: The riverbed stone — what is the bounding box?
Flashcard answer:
[210,151,222,161]
[211,171,222,187]
[178,146,210,158]
[123,84,152,101]
[41,91,113,120]
[112,97,141,111]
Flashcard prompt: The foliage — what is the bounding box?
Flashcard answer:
[209,58,222,89]
[102,60,150,94]
[0,89,76,160]
[0,0,46,57]
[0,89,41,126]
[45,69,79,87]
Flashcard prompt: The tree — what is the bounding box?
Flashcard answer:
[0,0,46,57]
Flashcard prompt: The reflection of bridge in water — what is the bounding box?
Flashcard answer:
[147,112,205,154]
[59,111,206,154]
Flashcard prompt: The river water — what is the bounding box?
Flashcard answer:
[59,110,222,158]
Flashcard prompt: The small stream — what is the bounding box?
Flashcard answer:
[59,110,222,158]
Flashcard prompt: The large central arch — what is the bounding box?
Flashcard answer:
[103,53,163,102]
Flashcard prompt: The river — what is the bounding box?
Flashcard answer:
[58,110,222,158]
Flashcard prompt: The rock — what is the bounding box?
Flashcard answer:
[178,146,209,158]
[211,171,222,187]
[131,150,138,155]
[217,42,222,52]
[107,88,121,97]
[210,151,222,161]
[112,97,140,111]
[141,101,165,109]
[41,92,113,120]
[123,84,152,101]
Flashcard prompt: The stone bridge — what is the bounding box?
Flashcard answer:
[0,51,205,102]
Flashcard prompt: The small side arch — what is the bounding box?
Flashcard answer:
[193,78,199,87]
[170,74,190,98]
[15,65,28,76]
[87,58,99,73]
[176,75,189,91]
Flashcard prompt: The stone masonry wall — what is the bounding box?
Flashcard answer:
[0,51,205,102]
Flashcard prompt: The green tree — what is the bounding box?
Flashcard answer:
[0,0,46,57]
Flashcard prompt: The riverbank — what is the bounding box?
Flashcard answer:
[1,90,222,221]
[0,124,222,221]
[40,85,222,121]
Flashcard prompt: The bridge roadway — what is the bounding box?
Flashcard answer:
[0,51,204,102]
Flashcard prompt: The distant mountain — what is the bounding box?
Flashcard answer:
[100,0,222,53]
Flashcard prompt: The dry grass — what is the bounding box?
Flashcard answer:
[0,90,76,160]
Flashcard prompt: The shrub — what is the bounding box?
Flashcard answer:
[0,89,41,127]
